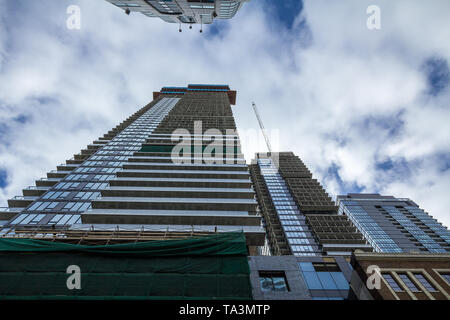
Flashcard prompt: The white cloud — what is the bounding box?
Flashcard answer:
[0,0,449,228]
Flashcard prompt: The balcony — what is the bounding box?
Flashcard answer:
[83,208,261,229]
[56,163,79,171]
[22,186,49,197]
[91,196,258,213]
[100,186,255,200]
[35,177,60,187]
[7,195,38,208]
[47,170,71,179]
[0,207,23,220]
[109,177,252,189]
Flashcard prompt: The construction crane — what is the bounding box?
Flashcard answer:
[251,101,272,154]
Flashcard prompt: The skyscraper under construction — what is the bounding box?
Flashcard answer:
[0,84,264,299]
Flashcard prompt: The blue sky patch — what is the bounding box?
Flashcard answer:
[206,19,228,37]
[325,163,364,194]
[262,0,304,30]
[0,169,7,189]
[13,114,31,124]
[359,112,405,138]
[375,157,412,179]
[423,57,450,96]
[434,152,450,172]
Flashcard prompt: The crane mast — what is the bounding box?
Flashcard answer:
[251,101,272,154]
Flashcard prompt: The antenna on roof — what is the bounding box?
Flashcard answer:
[179,23,182,32]
[200,15,203,33]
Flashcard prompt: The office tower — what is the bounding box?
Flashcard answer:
[248,152,371,300]
[337,193,450,253]
[0,84,264,299]
[105,0,249,24]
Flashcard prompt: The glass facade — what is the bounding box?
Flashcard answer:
[405,206,450,245]
[298,262,349,300]
[299,262,349,291]
[339,202,402,253]
[338,195,450,253]
[257,158,320,256]
[218,0,241,19]
[145,0,182,15]
[2,86,265,244]
[383,206,446,253]
[3,97,179,230]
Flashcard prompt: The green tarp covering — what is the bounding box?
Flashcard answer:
[0,232,252,300]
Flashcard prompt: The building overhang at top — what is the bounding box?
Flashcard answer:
[105,0,250,25]
[153,84,237,105]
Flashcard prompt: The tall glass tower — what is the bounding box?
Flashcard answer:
[337,193,450,253]
[0,84,267,299]
[0,84,265,251]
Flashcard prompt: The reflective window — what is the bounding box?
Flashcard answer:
[299,262,315,272]
[441,273,450,285]
[330,272,350,290]
[413,274,437,292]
[317,271,338,290]
[382,274,403,292]
[298,262,349,290]
[259,272,289,292]
[398,273,420,292]
[301,270,322,289]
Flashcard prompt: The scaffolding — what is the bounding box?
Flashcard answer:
[0,226,216,246]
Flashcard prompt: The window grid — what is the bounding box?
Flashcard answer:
[10,97,179,227]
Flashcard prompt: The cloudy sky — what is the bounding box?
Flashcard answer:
[0,0,449,227]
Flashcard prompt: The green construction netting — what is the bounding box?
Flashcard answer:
[0,232,252,300]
